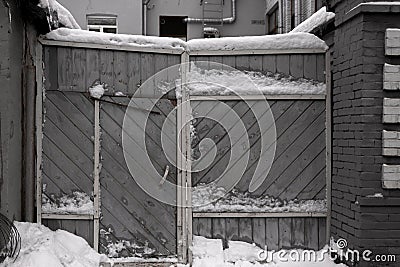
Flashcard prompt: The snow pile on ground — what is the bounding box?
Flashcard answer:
[45,29,187,51]
[186,64,326,95]
[291,7,335,33]
[100,228,157,258]
[186,33,328,52]
[89,83,106,99]
[42,191,94,215]
[1,222,106,267]
[192,183,327,213]
[190,236,347,267]
[38,0,80,29]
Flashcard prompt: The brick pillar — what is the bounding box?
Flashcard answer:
[330,1,400,265]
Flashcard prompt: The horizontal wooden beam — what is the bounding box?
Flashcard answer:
[188,48,327,56]
[41,213,94,220]
[190,94,326,101]
[38,38,185,55]
[193,212,327,218]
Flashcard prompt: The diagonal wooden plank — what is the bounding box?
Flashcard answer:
[296,167,326,200]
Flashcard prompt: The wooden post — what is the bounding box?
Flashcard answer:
[325,50,332,243]
[93,100,101,252]
[35,42,43,224]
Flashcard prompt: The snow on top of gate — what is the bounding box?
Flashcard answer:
[44,29,327,53]
[45,28,187,52]
[186,32,328,52]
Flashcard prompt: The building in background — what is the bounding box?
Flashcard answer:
[265,0,325,34]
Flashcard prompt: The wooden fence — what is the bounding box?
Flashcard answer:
[35,38,330,263]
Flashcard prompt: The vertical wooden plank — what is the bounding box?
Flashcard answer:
[276,55,290,75]
[57,47,73,91]
[154,54,169,96]
[265,218,279,251]
[61,220,77,235]
[238,218,253,244]
[197,218,213,238]
[316,54,325,82]
[225,218,239,242]
[222,56,236,69]
[72,48,86,91]
[291,218,305,248]
[100,50,114,93]
[76,221,91,245]
[252,218,266,248]
[93,100,101,252]
[304,218,319,250]
[212,218,226,240]
[140,53,156,98]
[36,43,44,224]
[279,218,292,249]
[235,55,250,71]
[318,218,327,249]
[304,54,317,80]
[249,55,263,72]
[127,52,141,96]
[289,55,304,79]
[114,51,129,94]
[44,219,61,231]
[44,46,58,91]
[262,55,277,73]
[193,218,200,236]
[86,49,100,88]
[325,50,332,243]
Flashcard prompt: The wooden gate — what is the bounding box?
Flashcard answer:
[37,43,183,258]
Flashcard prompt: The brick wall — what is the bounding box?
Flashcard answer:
[330,1,400,265]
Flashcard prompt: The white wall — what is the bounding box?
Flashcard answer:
[57,0,142,34]
[146,0,267,40]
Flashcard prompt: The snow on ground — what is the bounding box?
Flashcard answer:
[186,33,328,52]
[45,29,187,52]
[192,183,327,213]
[1,222,106,267]
[42,190,94,215]
[38,0,80,29]
[186,64,326,95]
[190,236,347,267]
[291,7,335,33]
[1,223,346,267]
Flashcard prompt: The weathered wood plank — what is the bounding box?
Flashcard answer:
[100,50,114,93]
[71,48,86,92]
[289,55,304,79]
[114,51,129,94]
[238,218,253,244]
[225,218,239,241]
[44,46,58,91]
[222,56,236,69]
[212,218,226,239]
[265,218,279,251]
[57,47,73,91]
[252,218,266,248]
[262,55,277,73]
[316,54,325,82]
[197,218,213,238]
[127,52,141,96]
[304,217,319,250]
[249,55,263,72]
[304,54,317,80]
[86,49,100,88]
[139,53,156,98]
[291,218,305,248]
[279,218,292,249]
[235,55,250,71]
[276,55,290,75]
[318,218,327,249]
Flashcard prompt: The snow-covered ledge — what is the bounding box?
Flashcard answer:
[41,28,328,55]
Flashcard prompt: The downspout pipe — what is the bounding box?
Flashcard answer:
[184,0,236,24]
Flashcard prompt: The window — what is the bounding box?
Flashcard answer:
[267,6,278,34]
[87,15,117,34]
[159,16,188,40]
